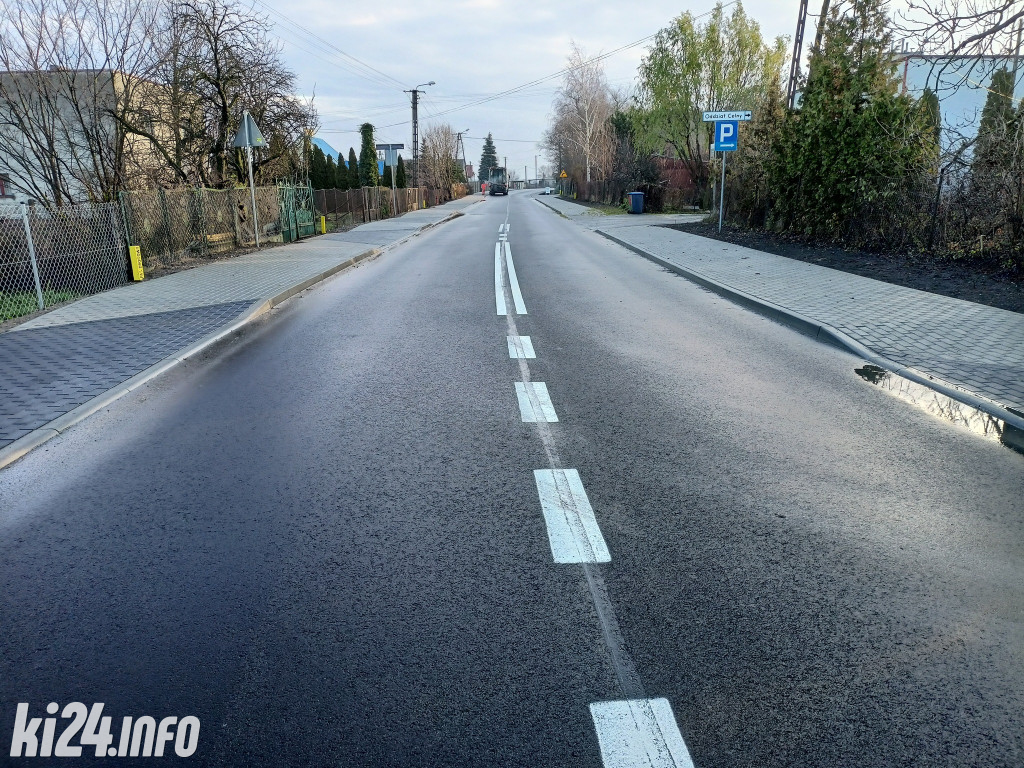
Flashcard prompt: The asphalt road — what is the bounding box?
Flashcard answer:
[1,190,1022,767]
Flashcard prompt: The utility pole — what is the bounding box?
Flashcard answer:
[404,81,434,187]
[786,0,809,110]
[535,155,538,185]
[1013,20,1022,84]
[455,129,469,185]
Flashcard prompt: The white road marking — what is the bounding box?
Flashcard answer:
[590,699,694,768]
[507,335,536,359]
[516,381,558,422]
[504,242,527,314]
[533,469,610,563]
[495,243,507,315]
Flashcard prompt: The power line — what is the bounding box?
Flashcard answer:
[361,0,737,132]
[250,0,406,91]
[466,136,539,143]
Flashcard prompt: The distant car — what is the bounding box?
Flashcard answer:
[541,187,552,195]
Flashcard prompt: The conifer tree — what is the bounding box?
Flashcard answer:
[479,133,499,183]
[325,155,337,189]
[348,148,360,188]
[768,0,936,243]
[396,155,407,188]
[309,145,328,189]
[358,123,380,187]
[336,155,349,190]
[973,68,1017,171]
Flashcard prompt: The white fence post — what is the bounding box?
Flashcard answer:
[20,203,44,310]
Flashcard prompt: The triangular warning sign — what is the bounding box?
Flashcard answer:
[232,111,266,148]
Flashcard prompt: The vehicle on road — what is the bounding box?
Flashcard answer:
[488,166,508,196]
[541,187,552,195]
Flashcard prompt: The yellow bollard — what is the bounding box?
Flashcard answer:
[128,245,144,281]
[320,215,326,234]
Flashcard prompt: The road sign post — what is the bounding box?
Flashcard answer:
[712,119,741,233]
[232,110,267,247]
[376,143,404,217]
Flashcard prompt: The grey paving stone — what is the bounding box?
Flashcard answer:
[595,222,1024,413]
[0,195,479,454]
[0,302,251,448]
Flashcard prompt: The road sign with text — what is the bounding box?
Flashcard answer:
[702,110,752,122]
[714,121,739,151]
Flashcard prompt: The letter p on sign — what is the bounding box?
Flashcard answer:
[715,120,738,151]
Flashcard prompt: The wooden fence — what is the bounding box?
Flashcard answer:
[313,185,468,231]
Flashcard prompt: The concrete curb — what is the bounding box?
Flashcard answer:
[0,247,384,471]
[534,197,577,219]
[0,200,480,470]
[594,228,1024,435]
[379,204,477,253]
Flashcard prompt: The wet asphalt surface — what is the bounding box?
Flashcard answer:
[1,191,1022,767]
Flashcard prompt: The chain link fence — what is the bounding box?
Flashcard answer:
[1,182,467,323]
[1,201,129,322]
[120,187,284,271]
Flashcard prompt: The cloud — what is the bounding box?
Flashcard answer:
[267,0,799,174]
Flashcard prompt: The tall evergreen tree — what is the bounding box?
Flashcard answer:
[768,0,936,243]
[335,155,350,190]
[382,164,393,187]
[325,155,337,189]
[358,123,380,187]
[479,133,499,183]
[921,88,941,147]
[396,155,407,188]
[348,147,360,188]
[973,68,1017,170]
[310,145,328,189]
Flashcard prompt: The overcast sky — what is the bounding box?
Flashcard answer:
[262,0,805,179]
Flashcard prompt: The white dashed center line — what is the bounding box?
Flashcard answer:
[515,381,559,422]
[494,243,507,315]
[507,335,536,359]
[590,699,695,768]
[493,209,694,766]
[503,242,527,314]
[533,469,610,563]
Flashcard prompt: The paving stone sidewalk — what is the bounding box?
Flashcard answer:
[541,195,1024,416]
[0,196,479,452]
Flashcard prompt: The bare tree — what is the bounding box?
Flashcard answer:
[0,0,161,205]
[0,0,316,205]
[898,0,1023,56]
[139,0,316,187]
[419,122,460,194]
[548,42,616,184]
[895,0,1024,96]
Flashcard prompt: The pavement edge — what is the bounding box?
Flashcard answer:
[594,228,1024,436]
[0,248,381,471]
[0,201,480,470]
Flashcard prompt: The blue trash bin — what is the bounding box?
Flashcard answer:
[627,191,644,214]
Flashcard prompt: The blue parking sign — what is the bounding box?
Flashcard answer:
[715,120,738,151]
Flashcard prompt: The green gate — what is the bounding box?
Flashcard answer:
[278,182,316,243]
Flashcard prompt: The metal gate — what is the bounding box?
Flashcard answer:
[278,182,316,243]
